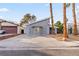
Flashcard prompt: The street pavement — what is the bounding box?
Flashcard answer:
[0,48,79,56]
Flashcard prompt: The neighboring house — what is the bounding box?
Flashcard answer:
[0,19,20,34]
[24,18,50,36]
[67,23,79,34]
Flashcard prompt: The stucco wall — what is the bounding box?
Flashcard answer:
[67,23,79,34]
[24,18,50,36]
[17,26,21,34]
[77,24,79,34]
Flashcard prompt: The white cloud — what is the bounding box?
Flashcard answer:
[0,16,4,19]
[0,8,9,12]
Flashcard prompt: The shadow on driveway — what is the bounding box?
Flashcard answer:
[0,50,50,56]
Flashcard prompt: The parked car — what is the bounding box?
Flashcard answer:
[0,30,5,34]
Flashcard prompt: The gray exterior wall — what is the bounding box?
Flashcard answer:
[67,23,79,34]
[77,24,79,34]
[24,18,50,36]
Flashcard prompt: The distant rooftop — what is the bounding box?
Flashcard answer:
[27,18,50,26]
[0,19,18,25]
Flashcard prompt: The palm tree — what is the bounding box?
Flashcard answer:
[63,3,68,40]
[66,3,77,35]
[72,3,77,35]
[50,3,54,34]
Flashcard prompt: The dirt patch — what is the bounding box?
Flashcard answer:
[47,34,63,41]
[48,34,79,41]
[0,34,20,40]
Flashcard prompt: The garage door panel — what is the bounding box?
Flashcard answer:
[2,26,17,34]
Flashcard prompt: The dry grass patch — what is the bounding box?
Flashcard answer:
[68,35,79,41]
[48,34,79,41]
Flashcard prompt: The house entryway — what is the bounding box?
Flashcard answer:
[68,27,72,34]
[21,29,24,34]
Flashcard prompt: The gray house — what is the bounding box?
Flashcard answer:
[67,23,79,34]
[24,18,50,36]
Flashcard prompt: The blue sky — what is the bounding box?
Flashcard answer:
[0,3,79,24]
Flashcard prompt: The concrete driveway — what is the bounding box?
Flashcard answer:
[0,34,79,49]
[0,34,79,55]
